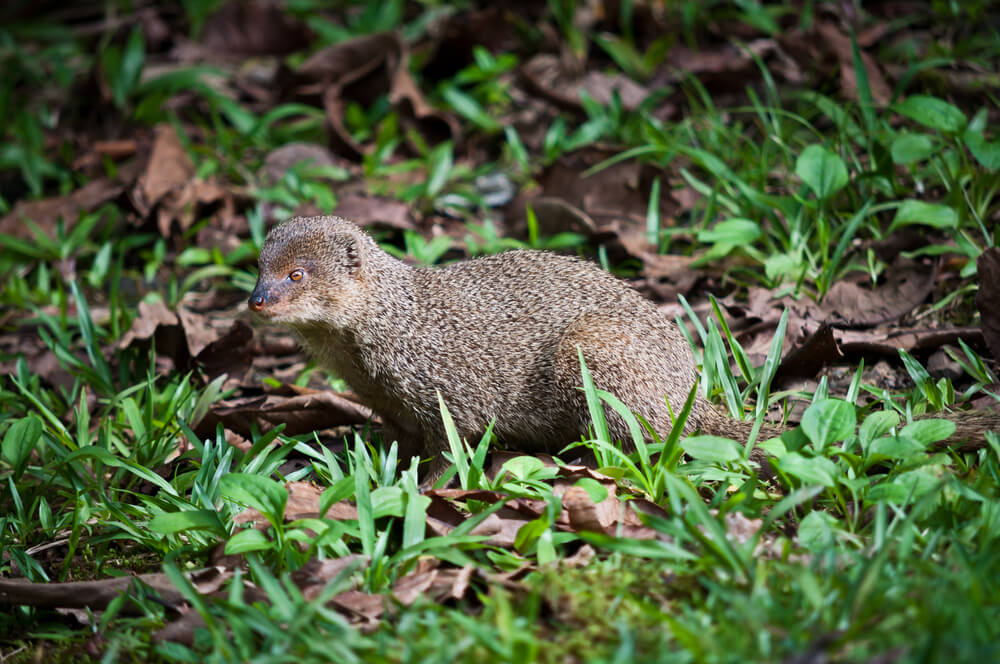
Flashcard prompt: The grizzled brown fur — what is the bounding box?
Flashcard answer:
[250,215,998,479]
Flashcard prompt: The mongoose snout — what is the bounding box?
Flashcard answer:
[248,269,304,316]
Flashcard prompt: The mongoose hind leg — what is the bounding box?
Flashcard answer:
[552,311,706,448]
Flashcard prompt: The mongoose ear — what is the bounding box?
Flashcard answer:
[336,233,363,275]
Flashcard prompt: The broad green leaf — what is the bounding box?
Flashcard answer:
[402,490,431,550]
[963,129,1000,170]
[2,415,42,478]
[681,435,743,463]
[696,218,761,245]
[536,529,557,565]
[870,435,926,459]
[514,516,549,553]
[859,411,900,451]
[895,95,966,133]
[442,86,500,132]
[425,141,454,199]
[764,252,802,282]
[225,527,273,555]
[756,436,787,459]
[776,452,838,487]
[779,427,809,454]
[866,468,941,503]
[502,455,550,481]
[219,473,288,525]
[574,478,609,504]
[320,477,356,517]
[899,418,956,445]
[800,399,856,448]
[798,510,838,551]
[890,133,936,165]
[795,144,848,200]
[595,465,625,481]
[149,510,226,536]
[371,486,405,519]
[889,200,957,232]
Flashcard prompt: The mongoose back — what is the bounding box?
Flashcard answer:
[249,215,996,478]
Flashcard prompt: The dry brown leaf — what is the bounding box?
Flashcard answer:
[294,32,458,160]
[293,555,367,602]
[562,484,620,534]
[0,178,125,240]
[175,305,223,357]
[506,147,675,241]
[392,569,438,605]
[330,589,387,624]
[334,193,415,230]
[151,608,204,647]
[118,299,179,349]
[200,0,310,57]
[835,326,985,358]
[662,39,802,90]
[71,139,138,170]
[614,222,699,301]
[562,543,596,568]
[521,54,651,112]
[448,564,475,600]
[775,323,844,383]
[130,124,230,236]
[815,22,892,107]
[724,512,763,546]
[527,197,598,236]
[423,491,532,547]
[136,124,194,210]
[119,297,253,383]
[0,329,79,394]
[260,142,351,186]
[820,258,938,327]
[194,319,254,384]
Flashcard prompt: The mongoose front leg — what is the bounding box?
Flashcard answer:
[379,417,424,468]
[376,417,451,487]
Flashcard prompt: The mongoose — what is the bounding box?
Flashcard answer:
[249,215,997,479]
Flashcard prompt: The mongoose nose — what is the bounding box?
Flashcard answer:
[249,294,266,311]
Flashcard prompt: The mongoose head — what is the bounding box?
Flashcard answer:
[249,216,369,329]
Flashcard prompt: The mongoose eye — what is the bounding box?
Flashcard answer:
[289,268,305,282]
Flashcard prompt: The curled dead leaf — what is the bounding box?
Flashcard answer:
[820,258,938,328]
[294,32,458,160]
